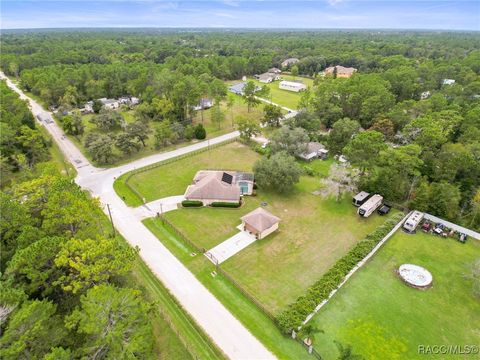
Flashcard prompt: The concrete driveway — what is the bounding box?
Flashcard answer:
[206,229,257,265]
[132,195,184,220]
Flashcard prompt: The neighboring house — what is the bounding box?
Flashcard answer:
[442,79,456,86]
[281,58,300,68]
[420,91,431,100]
[184,170,254,205]
[258,72,281,83]
[241,207,280,240]
[299,142,329,161]
[279,80,307,92]
[229,82,247,95]
[268,67,282,74]
[324,65,357,78]
[99,98,120,110]
[80,101,94,114]
[229,82,261,95]
[192,98,213,111]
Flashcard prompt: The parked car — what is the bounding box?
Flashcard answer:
[421,222,431,232]
[377,204,391,215]
[458,233,467,243]
[433,226,443,236]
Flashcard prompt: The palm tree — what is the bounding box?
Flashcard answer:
[334,341,363,360]
[299,324,323,346]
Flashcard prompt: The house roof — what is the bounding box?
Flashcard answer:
[241,207,280,233]
[280,80,306,88]
[269,67,281,73]
[185,171,240,201]
[305,142,326,154]
[229,82,246,93]
[258,73,276,81]
[325,65,357,76]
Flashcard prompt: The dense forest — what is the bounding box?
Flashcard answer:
[1,29,479,230]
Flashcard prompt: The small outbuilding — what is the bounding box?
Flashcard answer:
[299,142,328,161]
[279,80,307,92]
[241,207,280,240]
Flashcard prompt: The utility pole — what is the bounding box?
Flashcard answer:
[106,203,116,237]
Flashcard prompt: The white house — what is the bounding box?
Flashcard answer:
[241,207,280,240]
[442,79,456,86]
[258,72,281,83]
[99,98,120,110]
[299,142,329,161]
[279,80,307,92]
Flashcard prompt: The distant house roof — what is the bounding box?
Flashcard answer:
[99,98,118,105]
[305,142,326,154]
[258,73,276,82]
[281,58,300,67]
[229,82,247,94]
[279,80,306,88]
[241,208,280,233]
[269,67,281,74]
[324,65,357,77]
[185,171,240,202]
[442,79,455,85]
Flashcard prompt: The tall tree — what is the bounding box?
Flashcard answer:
[344,130,387,174]
[65,285,154,359]
[243,81,261,112]
[236,116,260,141]
[54,237,136,294]
[270,126,309,156]
[327,118,361,155]
[254,152,302,193]
[263,103,283,127]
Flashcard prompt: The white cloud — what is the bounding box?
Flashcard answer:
[221,0,240,7]
[328,0,344,6]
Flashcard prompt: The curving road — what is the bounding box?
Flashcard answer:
[1,72,275,360]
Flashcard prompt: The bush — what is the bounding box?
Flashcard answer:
[276,212,404,334]
[210,202,241,208]
[302,165,316,176]
[181,200,203,207]
[194,124,206,140]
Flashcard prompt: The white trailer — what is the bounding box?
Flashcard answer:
[352,191,370,207]
[403,211,424,232]
[358,194,383,217]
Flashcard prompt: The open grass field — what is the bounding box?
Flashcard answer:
[165,184,395,313]
[251,74,314,110]
[119,141,260,205]
[308,231,480,360]
[143,217,310,360]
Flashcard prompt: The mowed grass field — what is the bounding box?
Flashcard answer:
[308,231,480,360]
[166,183,394,313]
[143,143,397,312]
[251,74,314,110]
[122,141,260,204]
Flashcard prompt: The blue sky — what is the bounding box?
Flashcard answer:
[2,1,479,30]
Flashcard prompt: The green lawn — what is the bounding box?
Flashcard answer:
[143,218,310,360]
[308,231,480,360]
[116,141,260,206]
[251,74,314,110]
[166,186,395,313]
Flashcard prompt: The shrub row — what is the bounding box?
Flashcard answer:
[181,200,203,207]
[276,212,405,334]
[210,201,241,208]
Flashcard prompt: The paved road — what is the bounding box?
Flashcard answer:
[1,72,275,360]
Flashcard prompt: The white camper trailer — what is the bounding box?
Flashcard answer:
[352,191,370,207]
[357,194,383,217]
[403,211,424,233]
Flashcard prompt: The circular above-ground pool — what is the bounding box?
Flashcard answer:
[398,264,433,289]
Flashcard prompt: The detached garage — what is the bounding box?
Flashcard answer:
[241,207,280,240]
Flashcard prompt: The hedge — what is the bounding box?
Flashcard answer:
[181,200,203,207]
[276,212,404,334]
[210,202,241,208]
